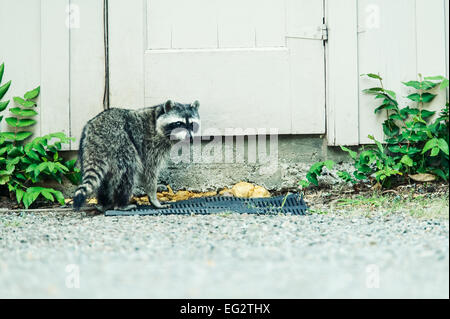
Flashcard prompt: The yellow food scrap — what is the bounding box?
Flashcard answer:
[250,185,271,198]
[70,183,269,206]
[231,182,270,198]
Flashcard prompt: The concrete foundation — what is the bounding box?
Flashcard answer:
[61,135,355,196]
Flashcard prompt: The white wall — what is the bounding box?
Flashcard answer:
[327,0,449,145]
[0,0,448,148]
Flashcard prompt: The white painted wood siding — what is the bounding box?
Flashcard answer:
[0,0,448,148]
[0,0,104,150]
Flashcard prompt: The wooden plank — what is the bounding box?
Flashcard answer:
[287,0,325,134]
[40,0,71,146]
[446,0,449,83]
[217,0,255,48]
[109,0,145,108]
[326,0,359,145]
[146,0,173,49]
[254,0,285,47]
[144,48,291,134]
[358,0,417,144]
[416,0,447,115]
[0,0,42,137]
[69,0,105,150]
[171,0,217,49]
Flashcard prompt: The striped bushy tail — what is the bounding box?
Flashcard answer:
[73,166,104,210]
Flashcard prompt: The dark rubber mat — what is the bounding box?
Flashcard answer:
[105,193,308,216]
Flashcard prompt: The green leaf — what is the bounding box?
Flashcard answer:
[0,63,4,83]
[47,162,55,173]
[9,107,38,117]
[437,138,449,156]
[22,189,41,209]
[422,138,438,154]
[34,143,47,156]
[407,93,421,102]
[384,90,396,99]
[382,121,400,137]
[389,114,405,121]
[24,86,40,100]
[15,131,33,141]
[40,189,54,202]
[363,87,384,95]
[25,163,37,173]
[400,107,419,117]
[402,81,421,90]
[368,135,384,153]
[430,147,440,157]
[17,119,36,127]
[431,169,448,181]
[13,96,35,107]
[0,80,12,100]
[16,188,25,204]
[52,190,65,206]
[337,171,357,184]
[424,76,449,89]
[299,180,310,188]
[400,155,414,167]
[407,147,422,155]
[0,132,16,140]
[309,162,324,175]
[363,73,383,80]
[420,110,436,119]
[26,150,40,161]
[424,75,446,81]
[7,146,24,157]
[0,175,10,185]
[440,78,449,90]
[421,93,436,103]
[421,81,439,90]
[5,117,18,127]
[353,171,368,181]
[324,160,335,170]
[340,146,357,160]
[306,172,319,187]
[0,100,9,112]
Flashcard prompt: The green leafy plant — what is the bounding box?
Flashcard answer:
[0,62,81,208]
[299,160,335,188]
[300,73,449,189]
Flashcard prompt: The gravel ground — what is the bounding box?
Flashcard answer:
[0,210,448,299]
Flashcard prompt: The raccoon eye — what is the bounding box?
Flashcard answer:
[176,121,184,126]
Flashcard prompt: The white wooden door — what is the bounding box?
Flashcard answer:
[108,0,327,135]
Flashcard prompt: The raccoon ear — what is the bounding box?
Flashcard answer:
[191,100,200,109]
[164,100,175,113]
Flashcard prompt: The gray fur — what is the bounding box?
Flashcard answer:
[73,100,200,211]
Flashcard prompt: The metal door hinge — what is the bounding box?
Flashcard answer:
[320,23,328,40]
[286,23,328,41]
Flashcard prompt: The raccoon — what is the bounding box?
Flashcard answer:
[73,100,200,211]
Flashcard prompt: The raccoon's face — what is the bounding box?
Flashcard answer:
[156,100,201,141]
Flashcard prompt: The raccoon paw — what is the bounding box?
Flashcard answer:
[157,184,168,192]
[94,205,111,213]
[149,198,170,209]
[114,204,137,211]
